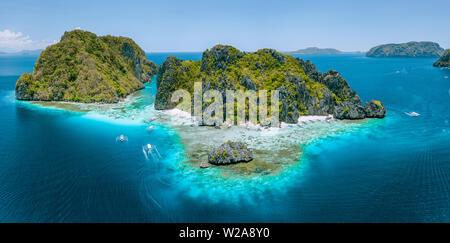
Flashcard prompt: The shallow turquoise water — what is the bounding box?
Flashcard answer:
[0,52,448,222]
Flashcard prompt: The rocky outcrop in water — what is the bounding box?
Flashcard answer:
[433,49,450,67]
[208,141,253,165]
[15,29,157,103]
[364,100,387,118]
[366,42,444,57]
[333,101,366,119]
[156,45,386,123]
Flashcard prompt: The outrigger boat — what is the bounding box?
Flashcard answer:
[142,144,162,160]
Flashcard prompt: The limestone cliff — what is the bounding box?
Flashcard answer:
[15,30,157,103]
[156,45,386,123]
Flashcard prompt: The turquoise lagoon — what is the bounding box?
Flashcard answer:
[0,52,449,222]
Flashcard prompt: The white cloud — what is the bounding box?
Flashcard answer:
[0,29,54,52]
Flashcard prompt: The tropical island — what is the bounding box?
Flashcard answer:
[15,30,157,103]
[287,47,342,55]
[155,45,386,123]
[13,30,387,174]
[14,30,385,122]
[366,41,444,57]
[433,49,450,67]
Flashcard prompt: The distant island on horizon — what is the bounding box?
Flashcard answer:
[287,47,342,55]
[0,49,43,56]
[366,41,444,57]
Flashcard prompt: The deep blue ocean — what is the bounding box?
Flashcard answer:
[0,52,449,222]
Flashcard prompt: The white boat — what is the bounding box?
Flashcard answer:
[143,144,162,160]
[405,112,420,117]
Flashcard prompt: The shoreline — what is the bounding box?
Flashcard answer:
[8,88,385,201]
[157,108,371,178]
[14,91,376,179]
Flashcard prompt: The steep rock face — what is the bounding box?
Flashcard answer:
[288,47,342,55]
[15,30,157,103]
[200,45,245,72]
[208,141,253,165]
[433,49,450,67]
[366,41,444,57]
[156,45,386,123]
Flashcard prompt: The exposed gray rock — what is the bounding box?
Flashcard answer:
[433,49,450,67]
[200,45,243,72]
[364,100,386,118]
[155,45,387,124]
[367,41,444,57]
[296,59,323,83]
[307,88,336,115]
[288,47,342,55]
[279,86,300,123]
[208,141,253,165]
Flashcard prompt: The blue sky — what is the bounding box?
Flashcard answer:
[0,0,449,52]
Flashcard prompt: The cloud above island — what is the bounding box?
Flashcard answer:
[0,29,55,52]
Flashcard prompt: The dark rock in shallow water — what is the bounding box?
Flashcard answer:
[364,100,386,118]
[433,49,450,68]
[208,141,253,165]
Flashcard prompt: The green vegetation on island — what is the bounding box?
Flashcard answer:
[366,41,444,57]
[288,47,342,55]
[15,30,157,103]
[155,45,386,123]
[433,49,450,67]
